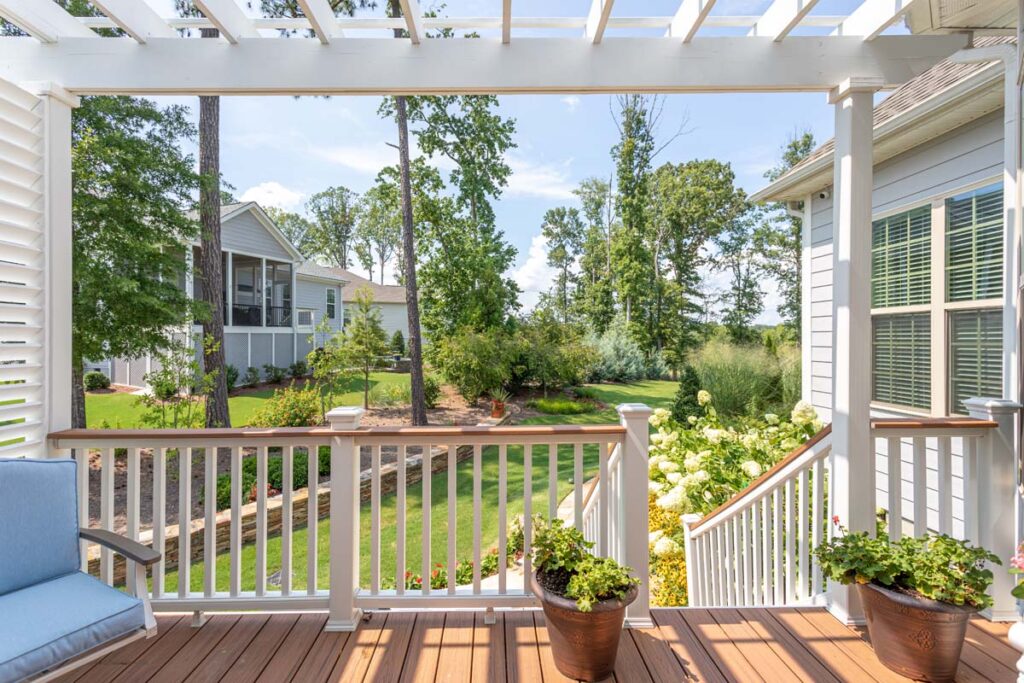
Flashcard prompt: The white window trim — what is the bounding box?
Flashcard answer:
[326,287,337,319]
[869,178,1004,418]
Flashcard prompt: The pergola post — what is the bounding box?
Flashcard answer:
[827,79,879,625]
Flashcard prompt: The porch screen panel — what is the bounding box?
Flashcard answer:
[871,206,930,308]
[946,184,1002,302]
[872,314,930,410]
[949,309,1002,414]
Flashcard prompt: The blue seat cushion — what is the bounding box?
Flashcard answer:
[0,572,144,683]
[0,459,80,596]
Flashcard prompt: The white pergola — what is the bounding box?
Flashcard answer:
[0,0,1018,624]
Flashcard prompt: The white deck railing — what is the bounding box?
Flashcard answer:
[684,403,1013,615]
[48,403,654,630]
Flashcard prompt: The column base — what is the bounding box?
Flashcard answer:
[324,608,363,632]
[624,616,654,630]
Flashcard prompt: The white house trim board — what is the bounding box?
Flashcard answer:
[0,36,967,96]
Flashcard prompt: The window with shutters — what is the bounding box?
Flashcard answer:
[869,181,1004,415]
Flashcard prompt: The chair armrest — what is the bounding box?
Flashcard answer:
[80,528,161,567]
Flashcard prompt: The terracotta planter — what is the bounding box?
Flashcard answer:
[490,400,505,418]
[858,583,978,682]
[533,573,637,682]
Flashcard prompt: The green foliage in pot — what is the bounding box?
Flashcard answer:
[532,517,639,612]
[814,524,999,609]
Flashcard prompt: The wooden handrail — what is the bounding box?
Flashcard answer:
[869,417,998,430]
[690,424,832,532]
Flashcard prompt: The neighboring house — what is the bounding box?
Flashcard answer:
[104,203,347,388]
[330,268,409,342]
[752,38,1016,540]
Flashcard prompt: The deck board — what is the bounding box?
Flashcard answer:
[48,608,1017,682]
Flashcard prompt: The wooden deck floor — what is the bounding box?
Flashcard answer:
[57,608,1017,682]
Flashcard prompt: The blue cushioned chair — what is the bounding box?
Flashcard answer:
[0,459,160,683]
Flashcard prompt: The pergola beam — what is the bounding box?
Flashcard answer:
[668,0,717,43]
[0,0,95,43]
[297,0,342,43]
[192,0,259,43]
[90,0,177,43]
[502,0,512,44]
[398,0,424,44]
[0,35,967,95]
[585,0,615,44]
[833,0,916,40]
[750,0,820,41]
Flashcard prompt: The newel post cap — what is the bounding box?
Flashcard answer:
[617,403,653,419]
[963,397,1022,416]
[326,406,364,429]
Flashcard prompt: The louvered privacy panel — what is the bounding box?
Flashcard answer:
[0,79,44,457]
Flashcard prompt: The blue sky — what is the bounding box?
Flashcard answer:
[140,0,880,322]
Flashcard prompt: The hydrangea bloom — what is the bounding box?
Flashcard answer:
[697,390,712,406]
[790,400,818,427]
[653,536,682,556]
[741,460,762,478]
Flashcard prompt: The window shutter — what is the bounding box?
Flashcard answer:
[949,308,1002,414]
[946,184,1003,302]
[872,313,930,410]
[870,206,931,308]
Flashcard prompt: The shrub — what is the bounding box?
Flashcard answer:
[214,446,330,510]
[263,364,286,385]
[225,364,239,392]
[243,366,261,386]
[511,316,597,395]
[390,330,406,356]
[645,352,670,380]
[288,360,308,380]
[587,324,646,383]
[570,386,598,401]
[83,370,110,391]
[423,374,442,409]
[690,339,781,417]
[431,328,516,402]
[369,382,411,407]
[526,397,594,415]
[670,365,701,424]
[248,383,321,428]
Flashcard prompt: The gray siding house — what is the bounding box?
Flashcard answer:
[330,268,409,341]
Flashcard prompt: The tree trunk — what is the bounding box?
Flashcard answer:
[199,26,230,428]
[71,360,86,429]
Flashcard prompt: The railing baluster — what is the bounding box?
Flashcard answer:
[523,444,533,583]
[811,458,823,596]
[153,447,166,598]
[498,443,508,594]
[371,444,381,596]
[785,479,795,603]
[422,443,432,596]
[447,443,457,596]
[963,436,979,543]
[702,533,712,606]
[281,445,294,596]
[472,444,481,593]
[598,441,609,556]
[741,506,751,605]
[761,496,771,604]
[730,517,740,606]
[937,435,953,535]
[230,445,241,597]
[396,444,407,596]
[709,526,720,605]
[798,468,809,600]
[255,444,268,597]
[912,437,927,536]
[178,447,191,598]
[886,437,902,541]
[100,447,114,585]
[573,442,583,531]
[773,487,782,604]
[204,446,216,597]
[751,500,762,605]
[307,445,318,595]
[548,444,557,520]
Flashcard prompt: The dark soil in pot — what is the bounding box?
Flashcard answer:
[858,582,978,682]
[533,570,638,682]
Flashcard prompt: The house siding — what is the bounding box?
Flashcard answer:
[296,279,343,335]
[377,302,409,340]
[802,110,1005,540]
[221,210,293,262]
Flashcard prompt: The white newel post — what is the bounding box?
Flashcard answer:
[617,403,653,629]
[827,79,878,625]
[326,406,363,631]
[965,398,1022,621]
[682,513,702,608]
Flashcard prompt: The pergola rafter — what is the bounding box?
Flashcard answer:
[296,0,343,43]
[585,0,615,44]
[398,0,424,45]
[833,0,917,40]
[192,0,259,43]
[0,0,95,43]
[750,0,820,41]
[89,0,177,43]
[668,0,717,43]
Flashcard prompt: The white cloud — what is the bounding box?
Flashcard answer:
[510,233,557,310]
[239,181,306,211]
[561,96,581,112]
[313,143,400,176]
[505,157,576,200]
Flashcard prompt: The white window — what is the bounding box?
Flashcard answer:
[870,182,1003,415]
[326,288,336,319]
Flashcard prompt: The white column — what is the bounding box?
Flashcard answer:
[1002,50,1022,405]
[260,256,267,328]
[617,403,653,629]
[225,251,233,327]
[800,194,814,403]
[38,85,78,446]
[325,406,363,631]
[965,398,1022,621]
[827,79,879,625]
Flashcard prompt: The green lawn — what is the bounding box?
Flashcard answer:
[86,372,411,429]
[521,380,677,425]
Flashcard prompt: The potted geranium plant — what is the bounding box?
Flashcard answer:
[531,517,639,681]
[815,521,999,682]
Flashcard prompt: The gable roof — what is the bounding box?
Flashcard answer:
[329,268,407,304]
[296,261,348,284]
[752,37,1013,203]
[188,201,305,261]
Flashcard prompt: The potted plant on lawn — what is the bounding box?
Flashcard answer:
[490,388,510,418]
[814,521,999,682]
[531,517,639,681]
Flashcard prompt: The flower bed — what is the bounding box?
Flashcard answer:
[646,391,822,606]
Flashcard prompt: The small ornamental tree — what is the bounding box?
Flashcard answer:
[343,287,389,409]
[390,330,406,357]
